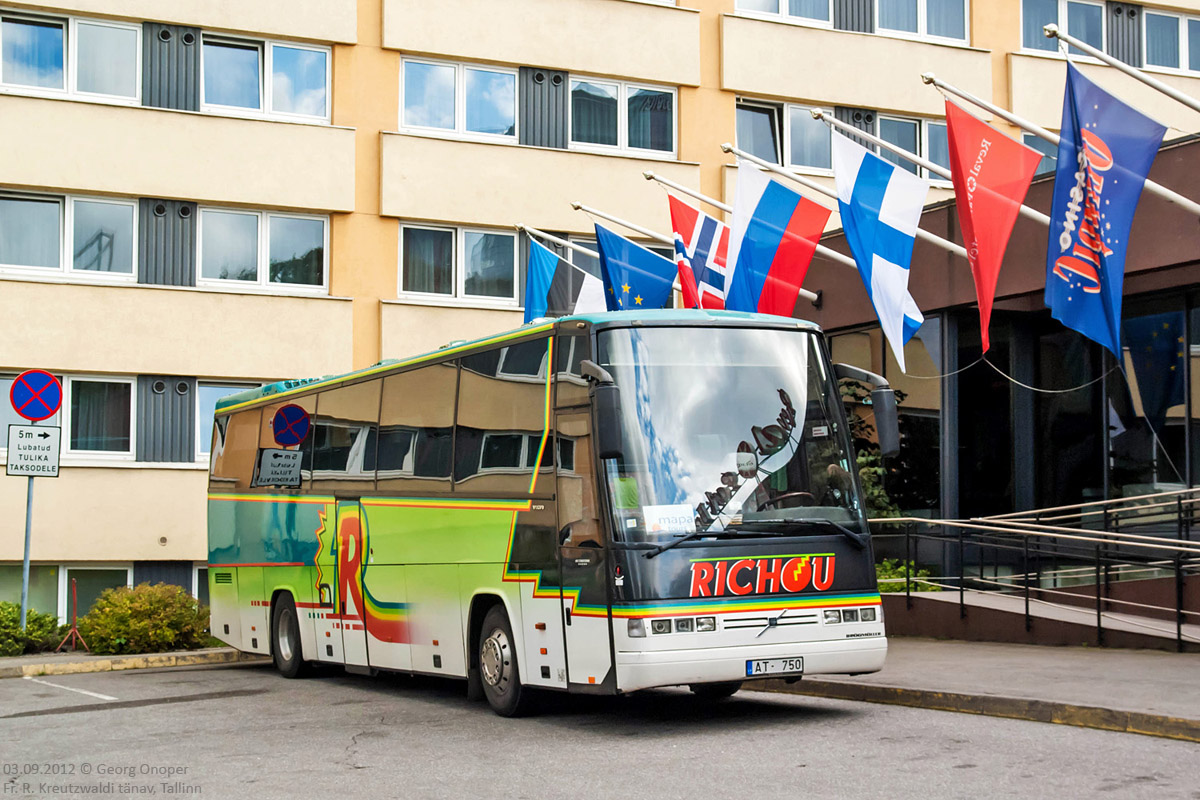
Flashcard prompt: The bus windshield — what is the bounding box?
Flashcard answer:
[596,326,863,540]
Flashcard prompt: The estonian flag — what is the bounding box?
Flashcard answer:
[524,239,606,323]
[594,224,676,311]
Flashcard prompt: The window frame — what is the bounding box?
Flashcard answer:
[398,223,519,308]
[1142,9,1200,75]
[875,0,970,44]
[57,563,132,623]
[196,381,258,461]
[63,375,136,460]
[735,98,785,165]
[196,206,329,294]
[1020,0,1106,55]
[0,190,137,282]
[0,11,67,96]
[568,75,678,158]
[68,16,142,104]
[877,113,951,183]
[201,34,332,123]
[399,57,519,142]
[734,0,834,29]
[783,102,833,175]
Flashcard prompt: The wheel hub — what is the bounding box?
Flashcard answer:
[277,610,295,662]
[480,628,511,690]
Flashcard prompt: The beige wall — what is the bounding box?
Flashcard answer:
[1010,53,1200,136]
[380,302,524,362]
[0,281,354,379]
[0,469,208,561]
[6,0,357,43]
[381,133,701,233]
[0,96,356,212]
[382,0,701,86]
[721,15,993,115]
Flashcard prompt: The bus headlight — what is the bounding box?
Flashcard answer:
[627,619,646,638]
[696,617,716,632]
[651,619,672,635]
[842,609,859,622]
[860,608,877,622]
[823,610,841,624]
[674,618,694,633]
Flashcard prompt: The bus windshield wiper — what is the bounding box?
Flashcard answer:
[643,530,706,559]
[726,518,868,551]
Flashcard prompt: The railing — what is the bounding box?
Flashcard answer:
[870,506,1200,652]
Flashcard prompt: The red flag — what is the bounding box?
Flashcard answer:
[945,100,1043,352]
[668,196,729,310]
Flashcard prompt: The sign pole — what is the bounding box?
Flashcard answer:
[20,457,33,632]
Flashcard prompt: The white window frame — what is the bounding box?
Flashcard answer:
[877,113,951,183]
[734,0,834,29]
[196,381,257,461]
[0,11,66,96]
[398,223,519,307]
[875,0,970,44]
[57,563,132,623]
[735,98,785,165]
[192,563,208,601]
[196,207,329,294]
[1142,9,1200,75]
[201,34,331,123]
[68,16,142,105]
[399,57,519,142]
[783,102,833,175]
[63,375,136,460]
[568,76,678,159]
[1020,0,1106,55]
[0,191,137,282]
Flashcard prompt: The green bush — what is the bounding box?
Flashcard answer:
[0,601,66,657]
[876,558,942,593]
[77,583,210,655]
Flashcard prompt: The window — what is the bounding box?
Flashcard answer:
[198,208,327,290]
[0,193,136,278]
[0,14,139,101]
[735,101,832,171]
[402,59,517,138]
[203,37,329,121]
[1024,133,1058,176]
[197,383,253,459]
[62,566,130,621]
[66,377,133,456]
[737,101,783,164]
[1145,11,1200,72]
[570,77,675,155]
[878,0,967,41]
[399,225,518,304]
[879,116,950,180]
[1023,0,1103,54]
[736,0,832,25]
[789,104,831,170]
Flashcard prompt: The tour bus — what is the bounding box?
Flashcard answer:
[206,310,898,716]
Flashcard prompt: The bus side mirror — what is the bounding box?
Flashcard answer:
[581,360,624,460]
[834,363,900,459]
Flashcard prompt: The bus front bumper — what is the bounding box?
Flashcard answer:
[614,636,887,693]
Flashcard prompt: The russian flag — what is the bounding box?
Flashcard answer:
[726,160,830,316]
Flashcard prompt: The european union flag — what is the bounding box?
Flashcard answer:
[1045,64,1166,357]
[1124,311,1186,434]
[594,224,676,311]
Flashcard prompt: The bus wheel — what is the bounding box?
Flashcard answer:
[272,595,311,679]
[690,681,742,700]
[478,605,533,717]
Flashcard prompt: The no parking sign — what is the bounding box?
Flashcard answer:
[10,370,61,421]
[272,404,311,446]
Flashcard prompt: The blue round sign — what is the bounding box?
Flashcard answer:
[272,404,310,446]
[10,370,62,422]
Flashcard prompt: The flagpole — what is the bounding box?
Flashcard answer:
[921,72,1200,218]
[1044,23,1200,116]
[812,110,1051,226]
[643,170,864,273]
[720,143,971,260]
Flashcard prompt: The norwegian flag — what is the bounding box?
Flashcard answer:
[668,195,730,309]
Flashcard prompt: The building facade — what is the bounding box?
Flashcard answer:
[3,0,1200,618]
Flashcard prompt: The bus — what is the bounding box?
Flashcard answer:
[206,310,898,716]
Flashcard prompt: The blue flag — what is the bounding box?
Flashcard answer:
[1124,311,1186,434]
[1045,63,1166,357]
[523,239,606,323]
[524,240,557,323]
[594,224,676,311]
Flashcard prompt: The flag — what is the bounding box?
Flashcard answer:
[668,195,729,309]
[1124,311,1186,435]
[1045,63,1166,358]
[726,161,830,316]
[523,239,605,324]
[945,99,1044,353]
[594,224,676,311]
[831,131,928,372]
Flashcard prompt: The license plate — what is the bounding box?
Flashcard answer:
[746,657,804,677]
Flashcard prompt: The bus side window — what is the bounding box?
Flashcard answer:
[378,361,456,495]
[209,408,262,491]
[555,334,591,408]
[311,381,381,494]
[456,338,553,496]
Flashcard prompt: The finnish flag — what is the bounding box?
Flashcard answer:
[832,131,927,372]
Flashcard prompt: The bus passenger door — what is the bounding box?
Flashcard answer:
[556,411,615,690]
[335,500,370,666]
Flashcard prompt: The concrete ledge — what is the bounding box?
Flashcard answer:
[749,678,1200,744]
[0,648,268,679]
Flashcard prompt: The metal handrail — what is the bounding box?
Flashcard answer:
[979,486,1200,520]
[979,518,1200,553]
[879,517,1200,556]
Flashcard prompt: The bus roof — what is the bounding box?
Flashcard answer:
[215,309,821,414]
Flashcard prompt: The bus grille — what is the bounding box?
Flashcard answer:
[214,573,233,584]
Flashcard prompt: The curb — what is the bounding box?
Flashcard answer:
[750,678,1200,743]
[0,649,269,679]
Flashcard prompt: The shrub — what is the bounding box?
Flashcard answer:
[77,583,210,655]
[0,601,66,657]
[876,558,942,593]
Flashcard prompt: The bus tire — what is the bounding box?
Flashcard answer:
[272,594,311,679]
[690,681,742,699]
[478,604,533,717]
